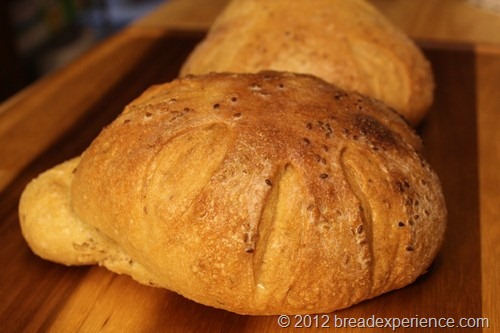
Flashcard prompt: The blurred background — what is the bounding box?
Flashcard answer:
[1,0,499,104]
[0,0,164,102]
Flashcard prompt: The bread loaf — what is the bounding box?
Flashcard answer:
[180,0,434,126]
[19,72,446,315]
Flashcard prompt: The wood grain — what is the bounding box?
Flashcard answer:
[369,0,500,45]
[477,48,500,333]
[135,0,230,31]
[0,32,489,332]
[0,28,198,193]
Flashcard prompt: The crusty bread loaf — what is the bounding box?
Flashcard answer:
[180,0,434,126]
[19,72,446,315]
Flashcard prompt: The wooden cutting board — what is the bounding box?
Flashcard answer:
[0,30,490,332]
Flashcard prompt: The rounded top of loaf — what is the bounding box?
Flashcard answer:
[71,71,446,315]
[180,0,434,126]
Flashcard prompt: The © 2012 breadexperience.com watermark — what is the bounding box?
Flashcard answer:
[276,314,490,330]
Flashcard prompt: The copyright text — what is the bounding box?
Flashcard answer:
[277,314,490,330]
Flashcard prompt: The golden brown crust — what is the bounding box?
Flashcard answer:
[180,0,435,126]
[19,72,446,315]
